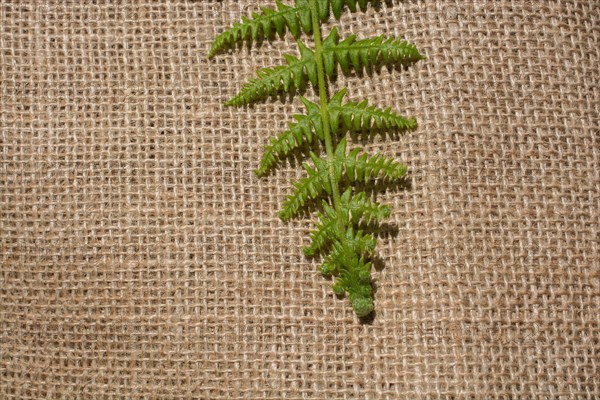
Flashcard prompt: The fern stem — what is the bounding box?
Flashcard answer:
[308,0,342,211]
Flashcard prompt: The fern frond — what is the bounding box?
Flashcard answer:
[329,89,417,133]
[303,201,340,256]
[327,88,417,134]
[336,139,407,183]
[345,190,391,224]
[279,153,331,221]
[344,149,408,183]
[256,97,323,176]
[208,1,301,58]
[322,28,425,75]
[225,42,316,107]
[210,1,424,317]
[334,139,407,184]
[339,101,418,132]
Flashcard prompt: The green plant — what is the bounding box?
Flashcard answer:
[209,0,424,317]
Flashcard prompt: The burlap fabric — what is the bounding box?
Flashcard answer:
[1,1,598,398]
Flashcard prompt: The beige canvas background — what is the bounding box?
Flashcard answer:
[1,1,599,398]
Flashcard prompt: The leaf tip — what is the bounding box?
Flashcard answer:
[351,294,374,317]
[332,282,345,296]
[278,210,290,221]
[255,168,267,177]
[207,44,218,59]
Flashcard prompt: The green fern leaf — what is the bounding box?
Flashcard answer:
[328,89,417,133]
[256,97,323,176]
[225,42,316,107]
[336,139,407,184]
[339,101,418,132]
[209,1,302,58]
[303,201,340,256]
[279,153,331,221]
[323,28,425,74]
[345,190,391,224]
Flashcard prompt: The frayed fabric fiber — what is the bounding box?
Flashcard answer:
[1,1,599,398]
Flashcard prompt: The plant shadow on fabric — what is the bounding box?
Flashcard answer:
[209,0,424,318]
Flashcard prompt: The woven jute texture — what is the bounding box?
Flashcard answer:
[1,1,599,398]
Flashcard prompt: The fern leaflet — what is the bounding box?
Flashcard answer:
[278,153,331,221]
[256,97,323,176]
[323,28,425,75]
[335,138,408,184]
[328,88,418,134]
[225,42,316,106]
[208,1,300,58]
[303,201,340,256]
